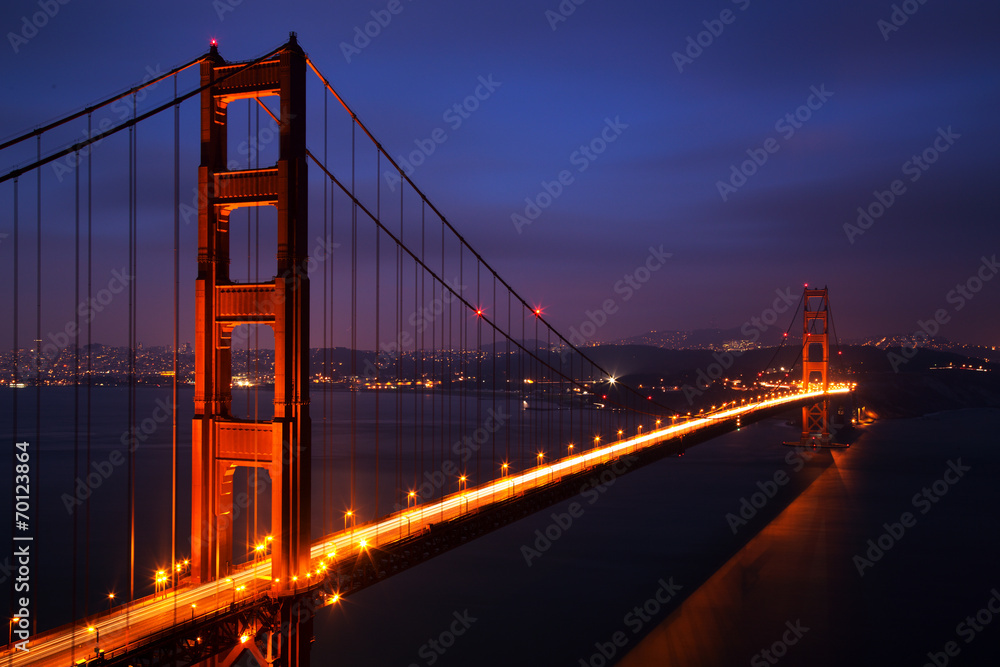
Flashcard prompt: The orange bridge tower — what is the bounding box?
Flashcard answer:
[800,287,831,445]
[190,35,311,597]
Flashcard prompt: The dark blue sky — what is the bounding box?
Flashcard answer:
[2,0,999,350]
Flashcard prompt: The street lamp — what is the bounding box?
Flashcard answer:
[458,475,467,493]
[407,490,417,508]
[107,592,115,613]
[500,462,509,478]
[154,570,168,596]
[345,510,355,542]
[87,626,99,652]
[593,435,600,449]
[9,618,16,647]
[191,604,196,621]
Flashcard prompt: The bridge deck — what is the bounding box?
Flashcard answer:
[7,388,850,667]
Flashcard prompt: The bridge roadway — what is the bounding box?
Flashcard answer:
[7,387,850,666]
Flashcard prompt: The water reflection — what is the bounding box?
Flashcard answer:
[617,449,861,666]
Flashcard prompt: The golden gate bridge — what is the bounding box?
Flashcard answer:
[1,34,851,666]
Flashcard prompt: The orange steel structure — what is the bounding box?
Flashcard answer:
[190,35,311,597]
[801,287,830,444]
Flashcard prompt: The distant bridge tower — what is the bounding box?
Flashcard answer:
[191,35,311,597]
[800,287,830,445]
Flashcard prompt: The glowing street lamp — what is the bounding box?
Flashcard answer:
[593,435,600,449]
[87,626,99,652]
[458,475,468,493]
[107,592,115,613]
[500,462,509,478]
[407,490,417,508]
[191,603,196,621]
[154,570,168,596]
[345,510,356,541]
[9,618,16,647]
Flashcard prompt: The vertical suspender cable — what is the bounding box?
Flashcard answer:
[444,215,451,496]
[127,92,136,608]
[85,113,92,613]
[350,119,356,519]
[171,76,180,604]
[396,184,402,506]
[506,290,511,464]
[475,261,480,484]
[322,83,329,539]
[374,152,380,533]
[420,202,425,487]
[492,276,496,478]
[72,148,80,645]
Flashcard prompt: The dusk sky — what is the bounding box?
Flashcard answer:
[2,0,998,350]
